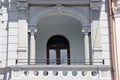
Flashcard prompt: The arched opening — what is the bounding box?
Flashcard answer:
[47,35,70,65]
[35,15,85,65]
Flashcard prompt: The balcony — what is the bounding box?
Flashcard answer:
[9,65,111,80]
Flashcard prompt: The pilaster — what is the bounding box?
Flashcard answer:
[90,0,102,65]
[17,0,28,65]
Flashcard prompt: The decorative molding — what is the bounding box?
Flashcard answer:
[54,4,65,14]
[90,1,101,10]
[17,0,28,10]
[113,6,120,17]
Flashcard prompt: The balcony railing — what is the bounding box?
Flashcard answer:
[9,65,111,80]
[16,59,105,65]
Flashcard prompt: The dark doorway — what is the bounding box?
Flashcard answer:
[47,35,70,65]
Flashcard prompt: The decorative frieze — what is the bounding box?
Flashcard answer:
[90,1,101,10]
[17,0,28,10]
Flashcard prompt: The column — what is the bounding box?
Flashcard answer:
[82,27,90,65]
[29,27,37,64]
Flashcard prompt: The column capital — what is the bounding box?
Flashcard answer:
[82,26,91,33]
[113,6,120,18]
[28,27,37,34]
[17,0,28,10]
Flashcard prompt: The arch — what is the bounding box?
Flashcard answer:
[47,35,69,47]
[29,7,90,27]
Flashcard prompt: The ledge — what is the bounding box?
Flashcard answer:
[9,65,110,71]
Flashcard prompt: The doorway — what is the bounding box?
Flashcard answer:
[47,35,70,65]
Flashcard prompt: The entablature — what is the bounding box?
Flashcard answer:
[16,0,101,10]
[28,0,90,6]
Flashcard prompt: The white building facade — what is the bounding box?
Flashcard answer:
[0,0,113,80]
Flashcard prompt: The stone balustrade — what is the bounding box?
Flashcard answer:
[8,65,111,80]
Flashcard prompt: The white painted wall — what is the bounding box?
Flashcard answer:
[35,15,85,64]
[0,1,8,67]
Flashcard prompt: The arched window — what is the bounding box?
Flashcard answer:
[47,35,70,65]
